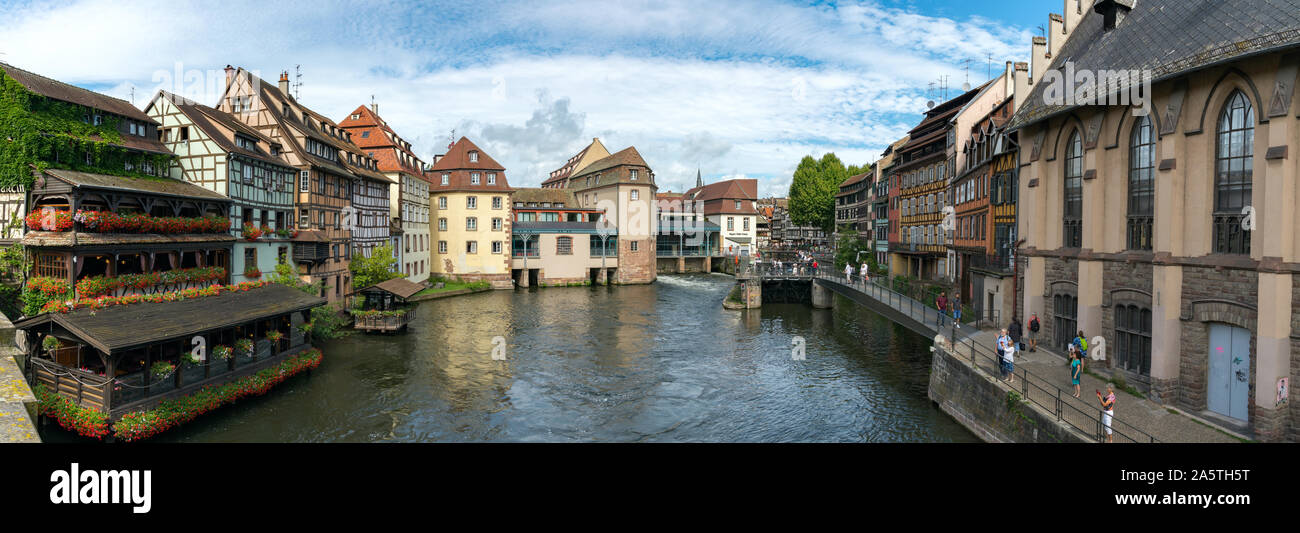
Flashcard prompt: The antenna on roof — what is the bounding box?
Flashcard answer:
[1037,25,1046,38]
[129,86,135,105]
[294,65,303,100]
[987,53,994,81]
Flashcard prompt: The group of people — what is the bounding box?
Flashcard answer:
[995,314,1116,443]
[843,262,872,284]
[934,292,963,328]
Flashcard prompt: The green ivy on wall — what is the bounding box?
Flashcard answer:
[0,71,175,187]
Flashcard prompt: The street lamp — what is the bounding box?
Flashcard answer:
[596,212,616,285]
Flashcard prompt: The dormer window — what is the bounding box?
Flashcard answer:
[471,172,481,185]
[441,173,449,186]
[93,114,103,126]
[487,173,496,185]
[351,113,360,120]
[361,131,370,138]
[630,169,638,180]
[468,151,478,163]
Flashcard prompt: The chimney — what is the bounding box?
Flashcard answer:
[278,71,290,95]
[1048,13,1066,59]
[1031,36,1048,87]
[224,65,235,90]
[433,154,443,164]
[1004,60,1015,99]
[1094,0,1134,31]
[371,101,379,114]
[1062,0,1084,35]
[1013,62,1030,112]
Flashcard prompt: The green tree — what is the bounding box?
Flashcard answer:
[788,153,864,233]
[833,230,876,272]
[349,244,401,290]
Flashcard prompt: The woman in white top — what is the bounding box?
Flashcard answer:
[844,263,853,282]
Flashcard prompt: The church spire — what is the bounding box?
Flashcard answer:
[696,168,703,189]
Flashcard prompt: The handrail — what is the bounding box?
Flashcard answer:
[812,269,1158,444]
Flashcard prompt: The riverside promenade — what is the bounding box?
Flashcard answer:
[0,319,39,443]
[814,271,1241,443]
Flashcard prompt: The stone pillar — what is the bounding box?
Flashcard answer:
[811,280,833,309]
[517,270,529,288]
[677,257,685,274]
[744,278,762,309]
[596,268,607,286]
[1150,263,1182,404]
[704,256,712,273]
[1078,259,1103,349]
[1254,272,1292,441]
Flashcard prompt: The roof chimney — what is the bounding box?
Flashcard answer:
[1013,62,1030,112]
[278,71,290,95]
[224,65,235,89]
[1048,13,1066,59]
[1062,0,1084,35]
[1094,0,1134,31]
[1031,36,1048,87]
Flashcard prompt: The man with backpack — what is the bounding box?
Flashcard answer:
[1072,330,1088,371]
[1027,313,1040,352]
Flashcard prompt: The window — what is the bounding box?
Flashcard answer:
[1127,115,1155,250]
[743,218,749,231]
[487,173,496,185]
[438,197,447,209]
[492,218,502,231]
[438,241,447,254]
[469,151,478,163]
[466,241,478,254]
[630,241,639,252]
[492,196,502,209]
[300,209,309,227]
[630,169,638,180]
[556,236,572,255]
[466,217,477,231]
[441,173,449,186]
[1053,293,1079,351]
[1115,304,1152,376]
[630,190,639,201]
[1062,131,1083,248]
[467,196,477,209]
[727,217,734,231]
[471,173,480,185]
[1213,90,1254,255]
[244,248,257,273]
[438,218,447,231]
[735,200,741,210]
[492,241,503,254]
[34,253,67,279]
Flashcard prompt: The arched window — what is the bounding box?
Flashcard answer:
[1062,131,1083,248]
[1213,90,1254,255]
[1127,115,1155,250]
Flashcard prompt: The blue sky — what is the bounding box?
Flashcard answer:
[0,0,1055,196]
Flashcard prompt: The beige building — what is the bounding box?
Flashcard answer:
[427,137,514,286]
[1010,0,1300,441]
[509,188,614,286]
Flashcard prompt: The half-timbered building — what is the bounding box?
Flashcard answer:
[145,91,297,282]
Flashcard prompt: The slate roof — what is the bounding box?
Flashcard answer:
[1008,0,1300,130]
[155,91,290,168]
[42,168,231,201]
[12,283,325,354]
[511,187,579,206]
[354,277,424,299]
[1,62,155,124]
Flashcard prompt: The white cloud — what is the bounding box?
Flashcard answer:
[0,0,1033,196]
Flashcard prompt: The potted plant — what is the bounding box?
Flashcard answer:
[266,330,284,353]
[42,336,61,354]
[213,345,233,361]
[181,351,203,366]
[234,338,254,358]
[244,266,262,279]
[243,223,263,241]
[150,361,176,381]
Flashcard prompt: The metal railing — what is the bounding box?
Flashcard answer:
[814,268,1158,444]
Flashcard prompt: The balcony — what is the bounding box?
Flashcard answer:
[968,252,1015,274]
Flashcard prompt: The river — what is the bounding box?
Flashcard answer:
[39,273,976,442]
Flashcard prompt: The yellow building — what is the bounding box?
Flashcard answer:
[427,137,514,287]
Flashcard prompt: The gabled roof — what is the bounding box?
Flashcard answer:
[150,91,290,168]
[1,62,156,125]
[429,137,504,172]
[338,105,426,177]
[684,178,758,215]
[571,146,649,178]
[354,277,424,299]
[1009,0,1300,130]
[12,284,325,354]
[543,138,611,187]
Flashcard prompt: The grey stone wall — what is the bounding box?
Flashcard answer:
[1041,257,1077,351]
[929,345,1089,443]
[1177,267,1258,419]
[1102,261,1155,386]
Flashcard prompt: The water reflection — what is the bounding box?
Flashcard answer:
[37,273,976,443]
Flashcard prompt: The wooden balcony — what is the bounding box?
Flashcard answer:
[353,309,412,332]
[31,357,109,412]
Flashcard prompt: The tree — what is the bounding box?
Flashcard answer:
[349,244,401,290]
[789,154,837,233]
[834,230,876,272]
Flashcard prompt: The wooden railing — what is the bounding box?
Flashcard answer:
[30,357,110,412]
[354,310,411,332]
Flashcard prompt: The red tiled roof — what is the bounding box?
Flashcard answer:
[338,105,427,178]
[427,137,512,192]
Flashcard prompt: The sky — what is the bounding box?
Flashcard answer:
[0,0,1054,197]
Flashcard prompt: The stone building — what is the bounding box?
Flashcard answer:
[427,137,514,286]
[1009,0,1300,441]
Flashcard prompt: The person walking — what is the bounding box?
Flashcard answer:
[1028,313,1040,352]
[952,294,962,329]
[936,292,948,327]
[1097,384,1116,443]
[1072,330,1088,370]
[1070,348,1083,398]
[844,263,853,282]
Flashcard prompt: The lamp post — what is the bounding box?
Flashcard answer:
[596,212,616,285]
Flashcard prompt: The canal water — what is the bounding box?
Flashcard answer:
[39,274,977,443]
